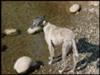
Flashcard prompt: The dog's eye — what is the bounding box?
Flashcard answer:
[30,24,38,29]
[30,25,34,29]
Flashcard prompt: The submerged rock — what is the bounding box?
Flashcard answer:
[4,28,18,35]
[14,56,32,74]
[69,4,81,13]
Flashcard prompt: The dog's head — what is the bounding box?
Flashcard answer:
[27,16,46,34]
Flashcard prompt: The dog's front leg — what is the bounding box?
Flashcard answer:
[48,41,55,65]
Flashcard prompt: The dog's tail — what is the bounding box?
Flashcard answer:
[72,39,79,57]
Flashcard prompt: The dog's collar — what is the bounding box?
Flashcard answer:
[43,21,48,26]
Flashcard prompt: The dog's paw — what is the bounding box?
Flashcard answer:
[48,56,54,60]
[48,56,51,60]
[68,70,75,74]
[58,70,63,74]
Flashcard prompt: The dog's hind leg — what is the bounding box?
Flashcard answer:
[59,40,71,73]
[72,39,79,72]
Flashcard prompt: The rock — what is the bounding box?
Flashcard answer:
[14,56,32,74]
[4,28,18,35]
[88,8,95,13]
[69,4,81,13]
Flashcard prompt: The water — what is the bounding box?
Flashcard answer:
[1,1,72,74]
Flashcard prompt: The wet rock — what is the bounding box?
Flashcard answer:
[4,28,18,35]
[14,56,32,74]
[69,4,81,13]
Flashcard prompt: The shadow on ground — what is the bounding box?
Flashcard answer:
[1,45,7,52]
[25,60,44,74]
[76,38,99,71]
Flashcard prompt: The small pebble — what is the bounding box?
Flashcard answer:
[88,8,95,13]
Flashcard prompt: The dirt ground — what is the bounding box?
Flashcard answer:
[1,1,99,74]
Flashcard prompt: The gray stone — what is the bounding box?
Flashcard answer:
[14,56,32,73]
[4,28,17,35]
[69,4,81,13]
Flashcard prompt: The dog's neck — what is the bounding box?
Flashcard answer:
[43,21,57,33]
[43,21,49,31]
[42,20,48,26]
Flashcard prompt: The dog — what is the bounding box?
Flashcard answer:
[27,16,79,73]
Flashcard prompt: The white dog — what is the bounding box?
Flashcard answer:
[27,16,79,73]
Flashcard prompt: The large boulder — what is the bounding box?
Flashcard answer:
[14,56,32,74]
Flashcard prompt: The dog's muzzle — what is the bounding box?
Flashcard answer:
[27,27,41,34]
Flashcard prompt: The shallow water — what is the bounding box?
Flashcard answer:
[1,1,72,74]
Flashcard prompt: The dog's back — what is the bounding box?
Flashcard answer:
[44,22,75,46]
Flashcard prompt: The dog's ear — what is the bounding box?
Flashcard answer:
[33,16,45,26]
[38,16,45,19]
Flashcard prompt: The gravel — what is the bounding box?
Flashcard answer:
[37,1,99,74]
